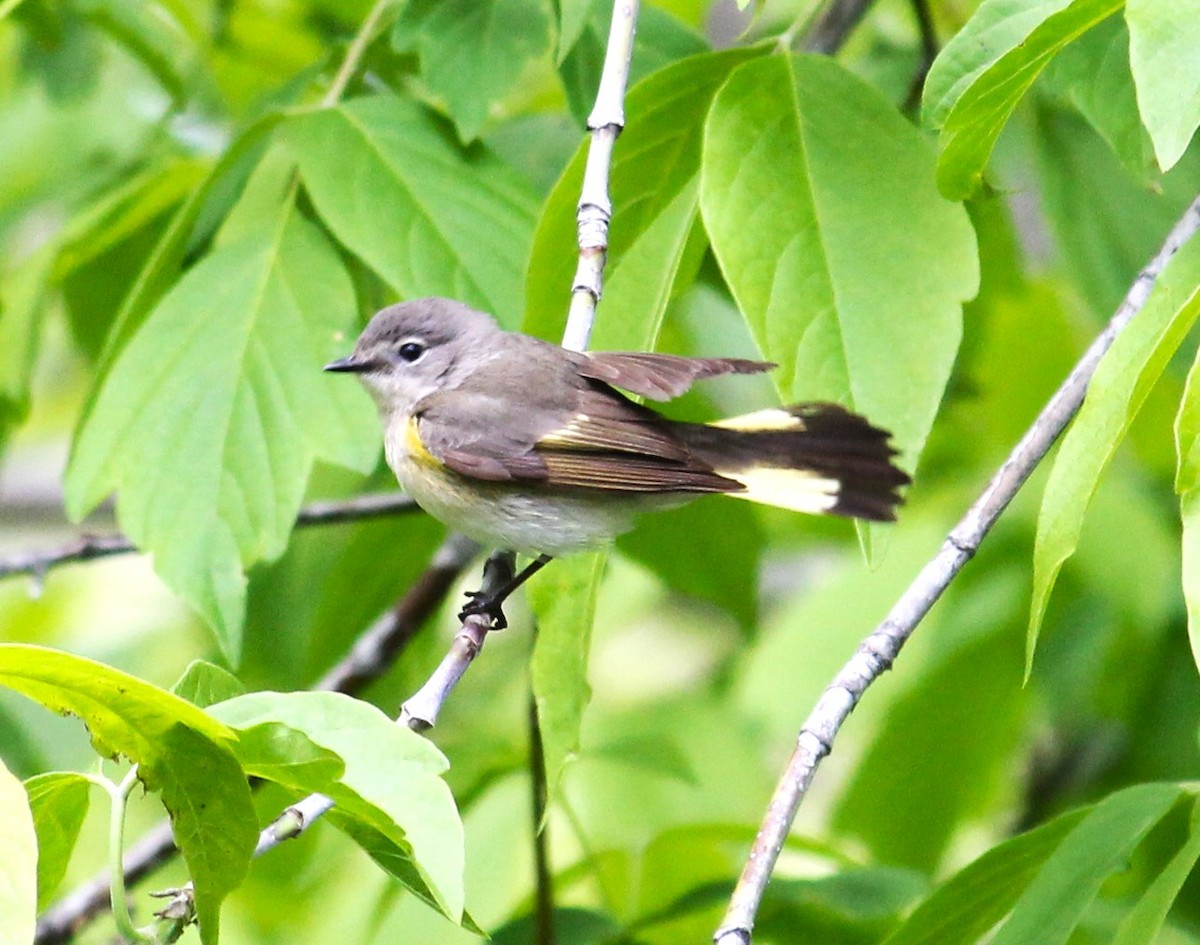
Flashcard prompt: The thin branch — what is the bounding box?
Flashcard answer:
[713,195,1200,945]
[802,0,878,54]
[320,0,395,107]
[33,531,473,945]
[0,492,416,585]
[399,551,514,730]
[904,0,939,112]
[561,0,641,353]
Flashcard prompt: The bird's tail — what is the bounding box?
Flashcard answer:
[679,404,910,521]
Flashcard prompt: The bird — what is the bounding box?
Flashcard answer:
[326,297,909,627]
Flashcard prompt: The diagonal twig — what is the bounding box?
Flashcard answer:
[0,492,416,584]
[713,196,1200,945]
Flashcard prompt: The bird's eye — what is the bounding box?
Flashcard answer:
[397,341,425,363]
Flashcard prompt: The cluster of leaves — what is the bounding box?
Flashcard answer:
[2,0,1200,944]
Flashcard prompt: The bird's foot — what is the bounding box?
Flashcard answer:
[458,590,509,630]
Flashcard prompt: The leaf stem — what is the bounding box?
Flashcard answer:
[104,769,153,945]
[321,0,396,108]
[529,690,556,945]
[712,194,1200,945]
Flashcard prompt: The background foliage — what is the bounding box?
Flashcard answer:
[3,0,1200,943]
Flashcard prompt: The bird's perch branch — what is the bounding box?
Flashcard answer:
[713,195,1200,945]
[561,0,640,353]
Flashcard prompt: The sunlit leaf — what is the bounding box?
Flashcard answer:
[0,645,256,945]
[211,690,465,920]
[287,95,539,328]
[702,53,978,469]
[65,156,377,659]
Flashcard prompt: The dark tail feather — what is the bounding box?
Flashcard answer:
[680,404,910,521]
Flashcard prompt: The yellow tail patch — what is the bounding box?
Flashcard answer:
[717,466,840,514]
[708,408,805,432]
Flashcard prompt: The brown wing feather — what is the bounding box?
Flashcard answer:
[571,351,774,401]
[415,383,737,493]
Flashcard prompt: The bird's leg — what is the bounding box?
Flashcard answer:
[459,554,553,630]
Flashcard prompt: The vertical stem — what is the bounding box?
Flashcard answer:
[529,690,556,945]
[106,769,153,945]
[561,0,641,353]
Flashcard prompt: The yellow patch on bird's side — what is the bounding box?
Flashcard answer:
[718,466,840,514]
[404,415,441,467]
[708,409,805,432]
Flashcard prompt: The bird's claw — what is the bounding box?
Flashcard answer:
[459,590,508,630]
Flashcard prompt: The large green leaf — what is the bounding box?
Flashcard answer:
[923,0,1122,198]
[0,758,36,945]
[882,807,1088,945]
[1126,0,1200,173]
[64,161,377,659]
[210,690,465,920]
[24,772,90,910]
[287,95,539,328]
[0,645,257,945]
[989,784,1183,945]
[392,0,553,142]
[701,53,978,469]
[883,784,1184,945]
[1029,235,1200,674]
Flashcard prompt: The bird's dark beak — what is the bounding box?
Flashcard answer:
[324,355,369,373]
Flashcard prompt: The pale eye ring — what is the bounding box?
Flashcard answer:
[397,340,426,363]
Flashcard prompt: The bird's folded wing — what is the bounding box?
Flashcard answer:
[570,351,774,401]
[415,388,736,493]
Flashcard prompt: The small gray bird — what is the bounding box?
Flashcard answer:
[326,297,909,625]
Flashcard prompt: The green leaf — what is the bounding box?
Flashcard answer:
[24,772,90,910]
[525,46,762,344]
[392,0,554,142]
[1175,347,1200,675]
[528,552,605,794]
[172,660,246,708]
[556,0,600,62]
[1113,794,1200,945]
[1040,16,1157,181]
[989,784,1183,945]
[210,690,465,921]
[924,0,1122,199]
[287,95,539,328]
[1126,0,1200,172]
[882,806,1089,945]
[701,53,978,471]
[65,160,377,659]
[924,0,1081,126]
[0,644,257,945]
[0,758,36,945]
[1029,235,1200,675]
